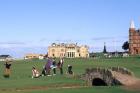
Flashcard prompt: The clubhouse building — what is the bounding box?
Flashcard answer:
[48,43,89,58]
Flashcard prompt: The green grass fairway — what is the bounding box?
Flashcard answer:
[0,57,140,93]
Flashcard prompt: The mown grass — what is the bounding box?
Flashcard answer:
[0,57,140,93]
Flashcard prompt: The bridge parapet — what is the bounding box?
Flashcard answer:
[81,67,134,86]
[110,67,134,76]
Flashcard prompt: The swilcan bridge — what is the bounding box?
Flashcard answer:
[81,67,138,86]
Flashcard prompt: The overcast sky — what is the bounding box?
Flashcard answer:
[0,0,140,58]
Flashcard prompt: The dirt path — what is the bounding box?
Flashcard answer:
[112,71,140,91]
[123,80,140,91]
[112,71,139,86]
[0,84,87,92]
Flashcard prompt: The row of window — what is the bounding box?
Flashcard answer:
[130,40,140,44]
[51,49,87,53]
[52,52,81,57]
[130,44,140,47]
[130,36,140,40]
[26,56,38,58]
[52,49,65,52]
[130,32,140,36]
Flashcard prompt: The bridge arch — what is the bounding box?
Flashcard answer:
[92,78,107,86]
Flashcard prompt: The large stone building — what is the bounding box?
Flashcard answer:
[129,20,140,55]
[48,43,89,58]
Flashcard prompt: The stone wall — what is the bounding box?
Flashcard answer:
[81,67,134,86]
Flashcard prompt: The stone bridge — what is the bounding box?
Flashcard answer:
[81,67,137,86]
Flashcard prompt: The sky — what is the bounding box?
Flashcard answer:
[0,0,140,58]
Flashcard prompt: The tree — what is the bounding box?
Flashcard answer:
[89,52,95,58]
[122,41,129,51]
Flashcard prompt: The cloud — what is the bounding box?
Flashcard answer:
[0,41,25,45]
[92,37,114,41]
[39,38,84,44]
[91,36,128,41]
[0,46,47,58]
[39,38,47,42]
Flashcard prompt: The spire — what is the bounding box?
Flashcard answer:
[103,42,107,53]
[104,42,106,46]
[130,20,135,28]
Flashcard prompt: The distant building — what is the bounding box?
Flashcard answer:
[38,54,45,60]
[48,43,89,58]
[129,20,140,55]
[0,55,12,61]
[24,54,45,60]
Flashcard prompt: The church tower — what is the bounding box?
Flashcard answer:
[129,20,140,55]
[129,20,135,54]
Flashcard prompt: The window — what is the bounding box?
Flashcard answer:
[61,49,64,52]
[77,49,80,52]
[52,49,55,52]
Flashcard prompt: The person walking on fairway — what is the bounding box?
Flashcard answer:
[57,58,64,75]
[41,66,46,76]
[52,58,57,75]
[45,57,53,76]
[67,65,73,75]
[4,60,12,78]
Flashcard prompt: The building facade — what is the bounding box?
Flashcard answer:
[129,20,140,55]
[48,43,89,58]
[24,54,45,59]
[0,55,12,61]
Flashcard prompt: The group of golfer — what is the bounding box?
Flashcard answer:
[32,57,73,78]
[3,57,73,78]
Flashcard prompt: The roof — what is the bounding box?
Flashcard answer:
[0,55,11,58]
[25,54,45,57]
[25,54,40,57]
